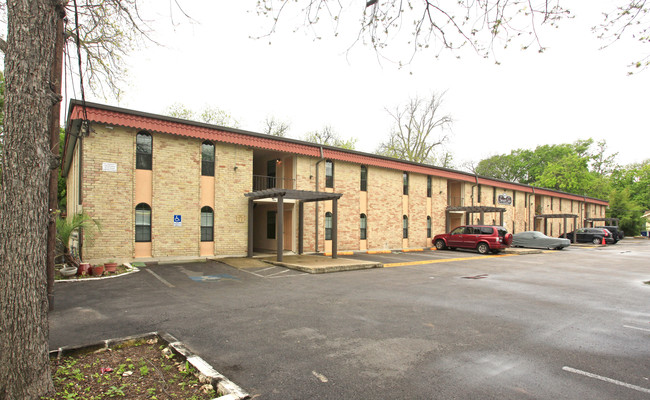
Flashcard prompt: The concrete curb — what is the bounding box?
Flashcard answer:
[54,264,140,284]
[49,331,250,400]
[266,260,383,274]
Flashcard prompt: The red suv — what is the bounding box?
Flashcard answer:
[433,225,513,254]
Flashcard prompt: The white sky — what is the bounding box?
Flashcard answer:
[77,1,650,169]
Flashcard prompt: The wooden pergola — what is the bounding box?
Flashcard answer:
[445,206,506,232]
[535,213,579,243]
[585,217,620,227]
[245,189,343,262]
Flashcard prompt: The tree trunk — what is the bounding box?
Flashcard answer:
[0,0,59,398]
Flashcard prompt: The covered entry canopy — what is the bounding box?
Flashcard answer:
[585,217,620,227]
[245,189,343,261]
[445,206,506,232]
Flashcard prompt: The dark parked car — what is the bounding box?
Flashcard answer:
[512,231,571,250]
[596,226,624,241]
[433,225,513,254]
[561,228,616,244]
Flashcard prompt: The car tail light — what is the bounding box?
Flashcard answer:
[603,230,609,236]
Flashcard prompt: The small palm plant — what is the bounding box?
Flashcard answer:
[56,213,100,268]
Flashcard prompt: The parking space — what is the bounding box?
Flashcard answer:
[50,240,650,400]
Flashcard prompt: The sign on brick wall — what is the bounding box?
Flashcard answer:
[174,215,182,227]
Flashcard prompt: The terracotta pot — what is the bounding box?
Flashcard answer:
[78,263,91,276]
[92,265,104,276]
[104,263,118,273]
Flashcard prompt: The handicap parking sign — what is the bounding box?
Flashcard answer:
[173,215,182,227]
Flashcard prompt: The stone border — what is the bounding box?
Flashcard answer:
[49,331,250,400]
[54,263,140,284]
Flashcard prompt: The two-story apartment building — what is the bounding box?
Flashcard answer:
[62,101,608,263]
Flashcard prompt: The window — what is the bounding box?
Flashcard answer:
[512,191,516,207]
[403,215,408,239]
[135,203,151,242]
[493,188,497,205]
[267,211,276,239]
[325,160,334,188]
[201,206,214,242]
[477,185,482,203]
[427,176,432,197]
[360,166,368,191]
[403,172,409,195]
[427,216,431,238]
[325,212,333,240]
[360,214,367,240]
[136,132,152,170]
[201,141,215,176]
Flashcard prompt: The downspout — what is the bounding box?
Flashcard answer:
[530,187,535,231]
[314,146,325,252]
[471,174,479,224]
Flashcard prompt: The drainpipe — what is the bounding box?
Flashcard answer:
[471,174,479,207]
[530,187,535,231]
[314,146,325,252]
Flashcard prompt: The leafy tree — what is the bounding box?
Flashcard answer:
[607,188,645,236]
[165,103,241,128]
[610,160,650,211]
[263,116,290,137]
[375,93,452,165]
[0,1,167,397]
[303,125,357,150]
[55,213,100,269]
[256,1,650,70]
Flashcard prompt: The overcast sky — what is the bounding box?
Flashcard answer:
[73,1,650,169]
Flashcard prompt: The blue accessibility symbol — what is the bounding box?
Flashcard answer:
[173,215,182,223]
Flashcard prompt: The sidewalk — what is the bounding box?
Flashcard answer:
[220,254,382,274]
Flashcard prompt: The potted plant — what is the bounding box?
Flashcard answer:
[56,212,100,270]
[92,264,104,276]
[78,262,91,276]
[104,260,118,273]
[59,264,78,277]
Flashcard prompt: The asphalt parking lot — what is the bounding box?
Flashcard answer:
[50,240,650,399]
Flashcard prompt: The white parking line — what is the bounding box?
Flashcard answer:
[145,268,175,288]
[562,366,650,394]
[623,325,650,333]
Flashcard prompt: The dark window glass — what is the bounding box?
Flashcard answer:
[135,203,151,242]
[325,160,334,188]
[427,176,432,197]
[267,159,277,189]
[267,211,276,239]
[403,215,408,238]
[478,185,481,203]
[360,166,368,192]
[325,212,332,240]
[403,172,409,195]
[493,188,497,205]
[427,216,431,238]
[136,132,152,170]
[201,206,214,242]
[360,214,367,240]
[201,141,215,176]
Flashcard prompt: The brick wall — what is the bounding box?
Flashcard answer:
[81,125,135,261]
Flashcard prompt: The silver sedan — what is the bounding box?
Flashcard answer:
[512,231,571,250]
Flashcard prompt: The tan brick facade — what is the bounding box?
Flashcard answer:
[63,103,610,262]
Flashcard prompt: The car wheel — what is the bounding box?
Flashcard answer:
[592,237,602,244]
[434,239,447,250]
[477,242,489,254]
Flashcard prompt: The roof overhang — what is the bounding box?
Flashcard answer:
[245,189,343,202]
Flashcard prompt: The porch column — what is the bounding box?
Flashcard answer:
[332,198,338,259]
[247,198,254,257]
[479,210,485,225]
[563,217,567,238]
[499,211,504,226]
[572,217,577,243]
[298,201,304,255]
[445,210,450,233]
[277,195,284,262]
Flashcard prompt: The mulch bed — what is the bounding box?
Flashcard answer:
[42,338,218,399]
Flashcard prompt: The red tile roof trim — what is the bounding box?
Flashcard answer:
[70,104,608,206]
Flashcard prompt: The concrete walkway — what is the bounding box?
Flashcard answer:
[220,254,382,274]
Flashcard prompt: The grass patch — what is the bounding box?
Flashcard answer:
[42,338,218,399]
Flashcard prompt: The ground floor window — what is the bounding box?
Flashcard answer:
[360,213,367,240]
[201,206,214,241]
[325,212,332,240]
[135,203,151,242]
[403,215,408,239]
[427,216,431,238]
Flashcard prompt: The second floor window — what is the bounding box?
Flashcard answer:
[403,172,409,195]
[136,132,152,170]
[325,160,334,188]
[427,176,432,197]
[360,166,367,191]
[201,141,215,176]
